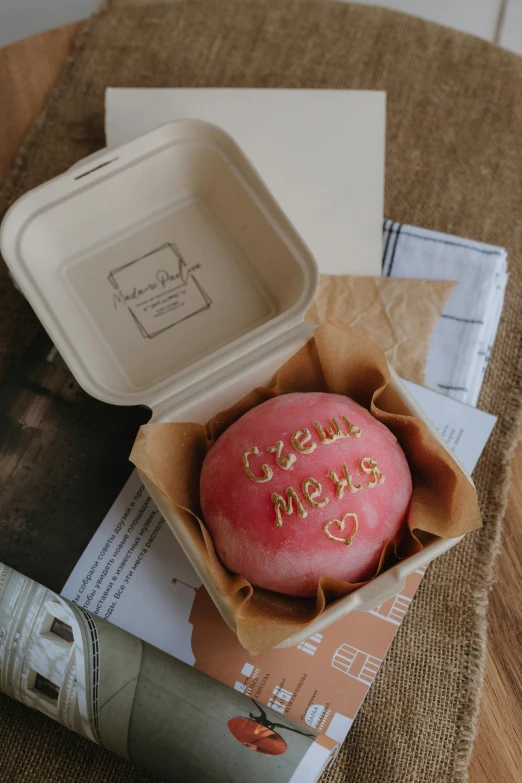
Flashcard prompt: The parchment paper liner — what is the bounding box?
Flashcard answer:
[130,321,481,654]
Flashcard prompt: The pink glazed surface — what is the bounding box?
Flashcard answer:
[200,392,412,596]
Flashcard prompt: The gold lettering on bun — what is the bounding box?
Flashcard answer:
[313,417,350,445]
[302,478,329,508]
[327,465,363,499]
[341,415,361,438]
[242,447,273,483]
[312,415,362,445]
[267,440,297,470]
[323,513,359,545]
[359,457,385,488]
[291,429,317,455]
[271,488,308,527]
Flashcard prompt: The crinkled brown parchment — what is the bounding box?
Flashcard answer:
[306,275,457,384]
[130,321,481,654]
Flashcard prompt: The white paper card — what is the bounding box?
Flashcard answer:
[404,380,496,474]
[105,88,385,277]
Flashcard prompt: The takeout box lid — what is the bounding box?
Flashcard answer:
[0,121,319,412]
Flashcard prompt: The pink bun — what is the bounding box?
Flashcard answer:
[200,392,412,597]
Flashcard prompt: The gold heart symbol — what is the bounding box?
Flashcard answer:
[323,513,359,545]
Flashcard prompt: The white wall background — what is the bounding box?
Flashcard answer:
[0,0,98,48]
[0,0,520,54]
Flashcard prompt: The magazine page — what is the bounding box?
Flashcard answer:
[0,563,321,783]
[62,382,495,756]
[62,470,422,746]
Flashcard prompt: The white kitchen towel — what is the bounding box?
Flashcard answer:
[382,220,508,407]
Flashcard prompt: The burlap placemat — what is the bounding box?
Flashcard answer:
[1,1,522,781]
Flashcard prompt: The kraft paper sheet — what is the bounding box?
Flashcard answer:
[306,275,457,384]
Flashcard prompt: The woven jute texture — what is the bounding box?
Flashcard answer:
[1,1,522,781]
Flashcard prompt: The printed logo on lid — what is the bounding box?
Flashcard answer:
[108,242,212,339]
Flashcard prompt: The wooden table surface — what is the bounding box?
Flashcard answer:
[1,22,521,783]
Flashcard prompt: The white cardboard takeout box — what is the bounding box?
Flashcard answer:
[0,121,466,647]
